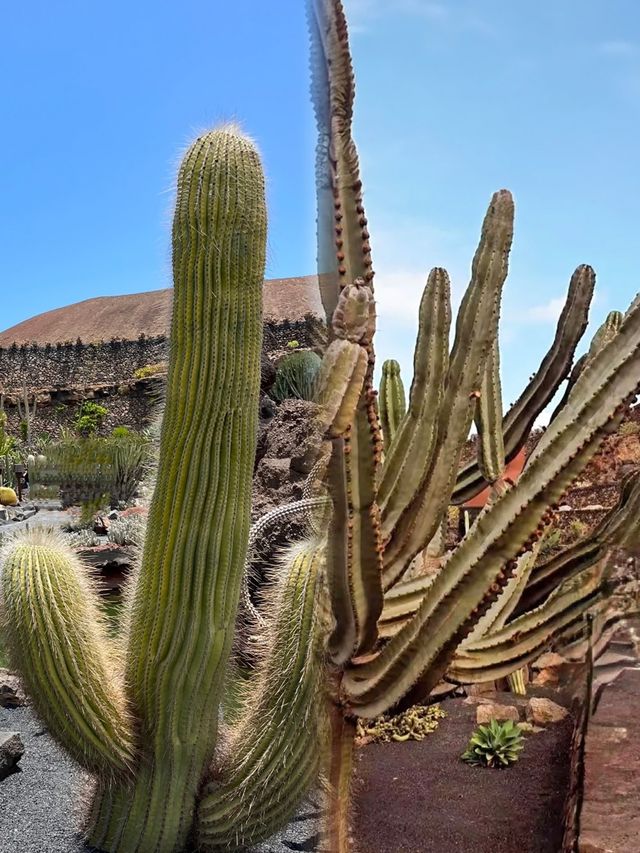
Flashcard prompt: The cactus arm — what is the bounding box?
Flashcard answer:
[240,497,331,630]
[0,530,134,775]
[341,295,640,716]
[378,360,406,449]
[381,191,514,588]
[549,309,624,423]
[475,336,506,483]
[318,288,383,663]
[453,265,595,504]
[447,565,605,683]
[196,542,326,852]
[316,339,368,437]
[377,269,451,533]
[514,469,640,617]
[89,128,267,853]
[308,0,341,324]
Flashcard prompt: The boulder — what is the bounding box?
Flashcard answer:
[0,731,24,781]
[526,697,569,726]
[532,652,568,670]
[0,670,25,708]
[476,703,520,725]
[93,514,111,535]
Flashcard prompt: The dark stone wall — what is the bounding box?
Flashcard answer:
[0,316,325,440]
[0,336,167,390]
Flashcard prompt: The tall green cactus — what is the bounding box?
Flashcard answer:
[0,127,322,853]
[310,2,640,848]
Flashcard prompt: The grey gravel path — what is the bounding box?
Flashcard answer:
[0,705,320,853]
[0,503,72,536]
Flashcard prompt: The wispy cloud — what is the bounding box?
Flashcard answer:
[527,296,567,324]
[346,0,495,37]
[599,40,637,58]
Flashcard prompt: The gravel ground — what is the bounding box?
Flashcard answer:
[0,705,320,853]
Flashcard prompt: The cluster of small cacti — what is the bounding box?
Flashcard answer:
[461,719,525,768]
[356,703,446,743]
[272,349,323,402]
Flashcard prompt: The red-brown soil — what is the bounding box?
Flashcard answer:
[352,698,573,853]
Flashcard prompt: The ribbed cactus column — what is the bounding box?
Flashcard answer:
[89,126,267,852]
[379,360,406,449]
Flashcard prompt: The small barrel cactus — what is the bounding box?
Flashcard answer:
[0,487,18,507]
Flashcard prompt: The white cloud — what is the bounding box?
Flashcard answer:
[345,0,493,36]
[527,296,566,324]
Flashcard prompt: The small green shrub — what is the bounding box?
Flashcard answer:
[619,421,640,437]
[286,340,300,349]
[74,401,108,436]
[111,426,132,438]
[537,528,562,560]
[272,350,322,402]
[134,363,166,379]
[462,719,525,768]
[569,518,588,539]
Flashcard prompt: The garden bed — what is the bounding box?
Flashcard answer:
[352,696,574,853]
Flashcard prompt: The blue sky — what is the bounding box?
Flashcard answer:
[0,0,316,331]
[2,1,639,418]
[346,0,640,412]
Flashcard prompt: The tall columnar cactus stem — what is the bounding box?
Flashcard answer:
[475,336,506,484]
[0,529,134,774]
[196,541,327,851]
[90,127,267,852]
[381,191,514,585]
[453,265,595,503]
[379,360,406,448]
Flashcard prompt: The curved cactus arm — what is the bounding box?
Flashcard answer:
[377,268,451,534]
[379,360,406,450]
[549,309,624,424]
[453,265,595,504]
[342,294,640,716]
[240,497,332,630]
[475,336,506,483]
[381,191,514,588]
[89,127,267,853]
[447,564,606,683]
[514,469,640,617]
[317,285,383,663]
[316,339,368,438]
[462,545,541,645]
[0,529,134,775]
[196,541,327,852]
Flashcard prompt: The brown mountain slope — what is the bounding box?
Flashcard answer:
[0,276,323,346]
